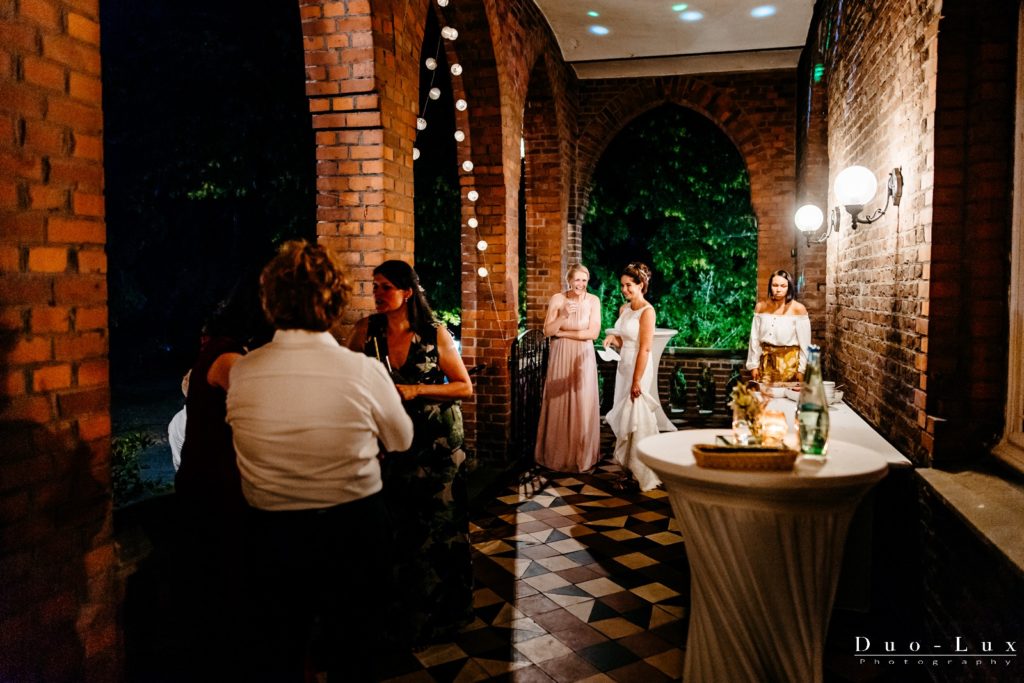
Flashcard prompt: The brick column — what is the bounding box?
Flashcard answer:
[0,0,120,678]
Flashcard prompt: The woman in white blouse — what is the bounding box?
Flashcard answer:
[746,269,811,383]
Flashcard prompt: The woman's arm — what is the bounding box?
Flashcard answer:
[207,351,243,391]
[542,293,567,338]
[630,307,655,399]
[555,294,602,341]
[395,326,473,402]
[746,304,764,379]
[346,317,370,353]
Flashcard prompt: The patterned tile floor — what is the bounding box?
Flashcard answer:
[377,460,691,682]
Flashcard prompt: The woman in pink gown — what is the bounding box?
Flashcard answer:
[535,263,602,472]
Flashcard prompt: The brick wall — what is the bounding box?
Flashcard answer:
[814,0,942,464]
[812,0,1017,465]
[575,73,799,292]
[0,0,120,679]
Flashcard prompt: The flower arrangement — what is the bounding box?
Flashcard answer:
[729,382,767,441]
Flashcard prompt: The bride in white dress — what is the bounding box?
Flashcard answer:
[603,262,663,491]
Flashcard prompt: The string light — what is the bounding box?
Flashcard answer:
[455,98,468,111]
[454,130,465,142]
[416,117,427,130]
[437,0,449,6]
[477,240,488,251]
[450,63,462,76]
[441,26,458,40]
[477,267,488,277]
[462,160,473,172]
[467,190,478,201]
[428,87,441,100]
[425,57,437,71]
[413,147,420,160]
[467,217,478,228]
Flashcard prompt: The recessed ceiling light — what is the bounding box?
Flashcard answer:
[679,10,703,21]
[671,3,689,10]
[588,25,610,35]
[587,10,600,17]
[751,5,776,18]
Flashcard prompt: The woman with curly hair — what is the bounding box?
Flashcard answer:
[347,259,474,648]
[227,241,413,681]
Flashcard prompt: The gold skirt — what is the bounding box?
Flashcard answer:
[759,343,801,383]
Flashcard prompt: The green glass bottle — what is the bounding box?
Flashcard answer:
[797,345,829,455]
[670,366,687,412]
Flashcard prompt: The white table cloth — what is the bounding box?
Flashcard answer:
[638,428,888,683]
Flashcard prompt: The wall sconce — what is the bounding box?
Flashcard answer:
[794,203,827,246]
[834,165,903,230]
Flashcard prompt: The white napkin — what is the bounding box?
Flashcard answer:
[597,347,621,362]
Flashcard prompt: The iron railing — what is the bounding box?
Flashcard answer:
[508,329,548,471]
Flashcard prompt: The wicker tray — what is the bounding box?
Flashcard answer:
[692,444,798,471]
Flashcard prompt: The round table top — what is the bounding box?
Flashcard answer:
[637,428,888,492]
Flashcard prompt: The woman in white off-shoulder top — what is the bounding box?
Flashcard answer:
[746,269,811,383]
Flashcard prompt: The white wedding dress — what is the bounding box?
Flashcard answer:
[606,304,663,491]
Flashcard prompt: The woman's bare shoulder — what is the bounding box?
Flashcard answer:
[789,301,808,315]
[753,300,768,313]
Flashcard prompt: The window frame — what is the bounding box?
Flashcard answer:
[993,2,1024,473]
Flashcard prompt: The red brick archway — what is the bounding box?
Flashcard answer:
[575,74,798,290]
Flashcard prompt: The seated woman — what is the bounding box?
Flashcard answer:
[347,259,474,648]
[746,269,811,383]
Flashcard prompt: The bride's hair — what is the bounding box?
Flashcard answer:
[622,262,652,293]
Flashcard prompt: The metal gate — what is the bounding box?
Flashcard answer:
[508,329,548,469]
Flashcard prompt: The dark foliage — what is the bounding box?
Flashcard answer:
[101,0,315,380]
[582,104,758,348]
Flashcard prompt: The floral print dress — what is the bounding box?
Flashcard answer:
[363,314,473,646]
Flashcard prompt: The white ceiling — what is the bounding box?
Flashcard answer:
[530,0,815,78]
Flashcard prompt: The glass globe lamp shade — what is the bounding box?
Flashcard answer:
[476,240,488,251]
[467,190,478,201]
[454,130,465,142]
[450,63,462,76]
[794,204,824,233]
[477,267,488,277]
[467,217,478,228]
[462,160,473,172]
[835,166,877,208]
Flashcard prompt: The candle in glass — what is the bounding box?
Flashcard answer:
[760,410,788,446]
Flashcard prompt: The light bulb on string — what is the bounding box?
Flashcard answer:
[476,240,488,251]
[428,87,441,100]
[437,0,449,6]
[477,267,488,278]
[425,57,437,71]
[454,130,465,142]
[467,190,478,201]
[455,99,468,111]
[467,217,478,228]
[441,26,458,40]
[416,117,427,131]
[450,63,463,76]
[462,160,474,172]
[412,147,420,160]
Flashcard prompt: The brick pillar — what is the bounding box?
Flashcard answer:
[299,0,425,329]
[0,0,120,679]
[523,56,569,330]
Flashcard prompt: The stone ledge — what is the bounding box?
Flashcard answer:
[915,464,1024,578]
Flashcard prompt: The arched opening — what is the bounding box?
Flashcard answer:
[101,0,314,502]
[413,7,461,332]
[582,104,757,349]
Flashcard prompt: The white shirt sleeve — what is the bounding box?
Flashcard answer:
[365,360,414,452]
[746,314,762,370]
[796,315,812,373]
